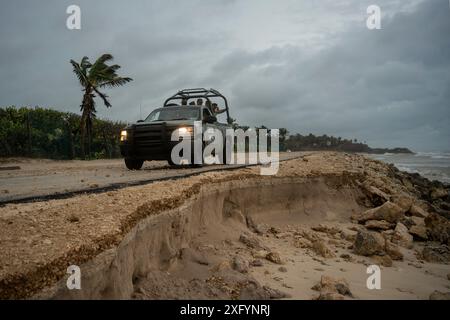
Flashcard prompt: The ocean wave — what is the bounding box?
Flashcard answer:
[415,152,450,159]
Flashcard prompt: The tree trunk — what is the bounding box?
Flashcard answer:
[80,117,86,159]
[80,88,92,160]
[65,121,74,160]
[26,112,32,157]
[87,124,92,160]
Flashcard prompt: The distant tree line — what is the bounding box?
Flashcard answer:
[0,106,126,159]
[285,133,412,154]
[228,126,409,154]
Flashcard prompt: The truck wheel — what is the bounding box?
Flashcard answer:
[124,158,144,170]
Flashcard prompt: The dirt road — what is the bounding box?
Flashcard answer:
[0,152,303,204]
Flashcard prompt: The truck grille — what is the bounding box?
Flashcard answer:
[132,123,175,155]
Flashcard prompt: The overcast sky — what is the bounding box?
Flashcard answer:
[0,0,449,151]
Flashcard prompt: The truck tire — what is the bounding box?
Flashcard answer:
[124,158,144,170]
[167,158,178,166]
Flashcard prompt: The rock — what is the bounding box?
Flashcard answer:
[372,255,393,267]
[275,232,292,239]
[429,291,450,300]
[401,177,414,190]
[239,233,267,250]
[391,195,413,212]
[246,215,267,234]
[410,216,425,226]
[353,201,405,224]
[409,225,428,241]
[447,273,450,281]
[266,251,283,264]
[364,185,390,206]
[293,237,313,249]
[263,286,291,299]
[211,261,231,272]
[311,275,353,298]
[353,230,386,256]
[238,280,271,300]
[399,217,415,229]
[409,205,429,218]
[385,241,404,261]
[381,229,395,238]
[311,224,341,235]
[232,256,249,273]
[312,240,336,258]
[278,266,288,273]
[340,229,357,242]
[392,223,413,249]
[295,228,323,242]
[430,188,448,200]
[252,249,269,259]
[250,259,263,267]
[425,213,450,244]
[365,220,394,231]
[421,245,450,263]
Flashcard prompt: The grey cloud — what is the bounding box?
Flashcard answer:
[0,0,449,151]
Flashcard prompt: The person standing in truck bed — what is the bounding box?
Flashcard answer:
[212,103,226,114]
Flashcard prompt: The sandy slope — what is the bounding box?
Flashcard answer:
[0,152,449,299]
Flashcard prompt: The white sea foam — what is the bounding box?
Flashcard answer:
[368,151,450,184]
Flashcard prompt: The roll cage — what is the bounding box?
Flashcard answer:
[163,88,231,124]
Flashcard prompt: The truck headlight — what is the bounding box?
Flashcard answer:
[177,127,193,135]
[120,130,128,141]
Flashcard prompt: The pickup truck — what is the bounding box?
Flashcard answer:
[119,88,232,169]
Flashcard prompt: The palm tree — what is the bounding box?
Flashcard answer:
[70,54,132,158]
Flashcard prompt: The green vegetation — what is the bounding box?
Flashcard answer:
[0,108,411,160]
[0,106,126,159]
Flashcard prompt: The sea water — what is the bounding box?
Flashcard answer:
[367,152,450,184]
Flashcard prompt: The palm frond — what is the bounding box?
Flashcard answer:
[70,59,88,87]
[99,77,133,88]
[89,54,114,77]
[92,87,112,108]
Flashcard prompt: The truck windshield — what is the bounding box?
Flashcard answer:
[144,107,200,122]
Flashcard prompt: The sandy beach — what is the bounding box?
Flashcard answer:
[0,152,449,300]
